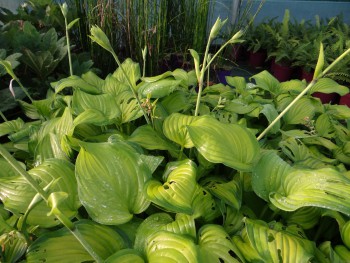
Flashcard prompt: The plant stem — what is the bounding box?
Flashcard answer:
[194,36,212,116]
[0,110,8,122]
[14,77,33,102]
[0,144,103,263]
[65,16,74,76]
[257,46,350,141]
[110,50,151,125]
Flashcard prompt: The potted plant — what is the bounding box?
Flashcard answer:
[265,10,298,81]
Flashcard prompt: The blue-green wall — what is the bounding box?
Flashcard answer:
[213,0,350,24]
[250,0,350,23]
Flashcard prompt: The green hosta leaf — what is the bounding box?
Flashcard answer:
[142,71,173,82]
[18,100,40,120]
[197,224,240,263]
[128,124,179,154]
[326,104,350,119]
[0,230,27,263]
[341,220,350,248]
[233,218,315,262]
[138,79,182,98]
[22,49,63,79]
[52,75,101,94]
[27,220,126,263]
[260,104,280,134]
[75,141,152,225]
[319,242,350,263]
[283,97,316,125]
[105,249,145,263]
[34,132,70,163]
[282,207,322,229]
[172,68,197,87]
[102,74,129,96]
[116,90,143,123]
[73,108,109,126]
[271,167,350,215]
[280,79,306,93]
[251,70,280,95]
[252,151,293,201]
[139,154,164,174]
[0,118,25,137]
[72,89,121,123]
[316,113,335,138]
[0,59,17,80]
[335,245,350,261]
[223,205,244,235]
[30,107,74,163]
[145,159,197,214]
[0,158,24,178]
[224,99,262,115]
[112,58,141,89]
[134,213,196,253]
[205,179,242,210]
[187,115,260,171]
[161,91,192,114]
[163,113,198,148]
[191,186,219,222]
[310,78,349,96]
[226,76,247,95]
[146,231,198,262]
[82,70,104,88]
[0,159,79,228]
[253,151,350,215]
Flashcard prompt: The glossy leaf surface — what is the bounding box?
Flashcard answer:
[187,115,260,171]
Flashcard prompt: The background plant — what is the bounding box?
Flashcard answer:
[1,13,350,261]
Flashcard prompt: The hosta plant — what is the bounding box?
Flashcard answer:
[0,18,350,263]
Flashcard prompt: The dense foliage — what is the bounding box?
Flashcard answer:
[0,3,350,263]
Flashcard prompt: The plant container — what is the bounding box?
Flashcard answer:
[231,44,247,62]
[270,59,293,82]
[216,69,231,85]
[301,69,313,82]
[339,93,350,107]
[248,50,267,68]
[312,92,339,104]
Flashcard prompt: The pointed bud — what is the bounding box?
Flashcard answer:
[209,17,227,40]
[228,30,244,44]
[60,2,68,18]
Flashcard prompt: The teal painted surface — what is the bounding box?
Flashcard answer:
[245,0,350,23]
[0,0,23,12]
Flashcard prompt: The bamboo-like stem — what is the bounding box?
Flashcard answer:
[257,47,350,141]
[0,144,103,263]
[0,110,8,122]
[65,16,74,76]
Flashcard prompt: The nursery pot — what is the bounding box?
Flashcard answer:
[216,69,232,85]
[339,93,350,107]
[312,92,339,104]
[271,60,293,82]
[301,69,314,82]
[248,51,267,68]
[231,45,247,61]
